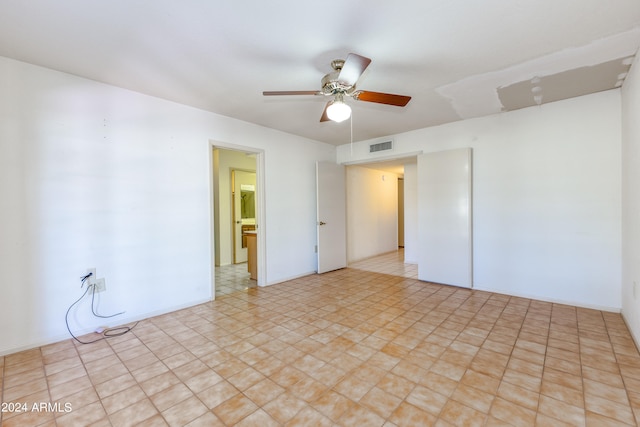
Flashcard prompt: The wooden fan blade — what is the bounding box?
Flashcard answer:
[338,53,371,86]
[320,102,331,122]
[355,91,411,106]
[263,90,321,96]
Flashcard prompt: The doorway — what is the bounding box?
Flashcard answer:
[211,144,264,297]
[344,157,417,275]
[343,149,472,288]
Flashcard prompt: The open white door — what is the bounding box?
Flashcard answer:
[316,161,347,273]
[418,148,473,287]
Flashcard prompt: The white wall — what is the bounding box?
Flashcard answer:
[338,90,622,310]
[0,56,334,355]
[622,55,640,344]
[346,165,398,262]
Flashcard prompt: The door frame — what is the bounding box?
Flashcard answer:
[209,141,266,298]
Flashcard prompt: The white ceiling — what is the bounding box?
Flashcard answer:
[1,1,639,146]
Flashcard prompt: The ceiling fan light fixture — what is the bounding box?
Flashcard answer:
[263,53,411,123]
[326,99,351,122]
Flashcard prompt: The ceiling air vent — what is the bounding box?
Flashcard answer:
[369,140,393,153]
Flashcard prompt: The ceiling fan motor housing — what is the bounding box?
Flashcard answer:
[321,68,355,95]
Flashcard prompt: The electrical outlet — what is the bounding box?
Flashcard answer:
[94,278,106,293]
[87,268,96,286]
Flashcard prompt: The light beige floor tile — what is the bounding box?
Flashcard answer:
[2,249,640,426]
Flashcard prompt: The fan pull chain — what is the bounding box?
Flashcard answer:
[350,113,353,157]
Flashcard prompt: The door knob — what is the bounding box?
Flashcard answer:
[318,221,326,226]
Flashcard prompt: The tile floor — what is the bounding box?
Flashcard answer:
[349,249,418,280]
[2,251,640,426]
[215,263,257,297]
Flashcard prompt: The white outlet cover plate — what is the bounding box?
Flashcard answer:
[87,268,97,285]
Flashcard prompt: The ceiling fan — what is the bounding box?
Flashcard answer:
[263,53,411,123]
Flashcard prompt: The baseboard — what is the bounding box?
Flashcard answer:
[0,297,212,357]
[473,285,621,313]
[620,311,640,353]
[264,271,316,287]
